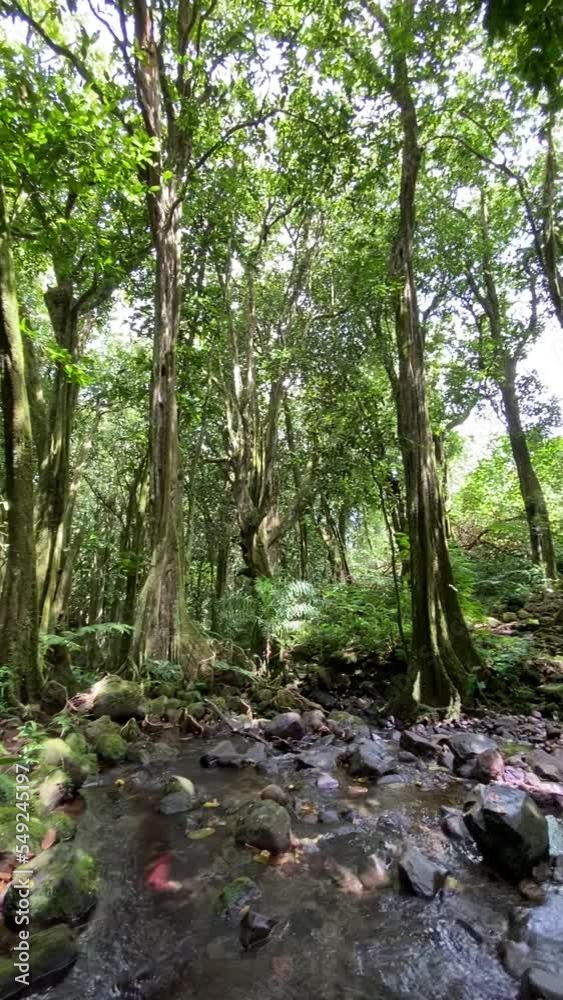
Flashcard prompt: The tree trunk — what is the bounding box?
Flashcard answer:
[379,20,480,715]
[501,359,558,580]
[0,185,41,702]
[35,283,80,631]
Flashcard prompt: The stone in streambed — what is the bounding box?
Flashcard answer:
[440,807,470,841]
[236,800,291,854]
[464,784,549,882]
[519,967,563,999]
[346,742,396,780]
[398,845,447,898]
[328,712,370,740]
[472,748,505,783]
[260,784,291,807]
[158,791,196,815]
[3,844,98,927]
[399,729,438,759]
[302,709,325,732]
[91,676,146,722]
[200,740,244,768]
[86,716,128,765]
[217,876,261,917]
[446,732,498,767]
[264,712,304,741]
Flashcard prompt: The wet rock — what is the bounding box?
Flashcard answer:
[239,906,277,950]
[446,732,498,767]
[200,740,244,768]
[501,939,531,979]
[398,846,447,898]
[0,924,77,998]
[133,742,178,766]
[441,808,470,841]
[346,743,396,780]
[86,716,128,765]
[328,712,370,740]
[399,729,438,759]
[242,743,268,766]
[518,879,546,904]
[91,676,145,722]
[528,749,563,784]
[3,845,98,927]
[264,712,304,741]
[318,808,339,824]
[158,791,196,815]
[236,800,291,854]
[472,748,505,783]
[316,772,339,791]
[121,718,142,742]
[260,784,291,807]
[547,816,563,859]
[302,709,325,732]
[398,750,418,764]
[377,774,407,785]
[218,876,261,917]
[296,747,342,771]
[519,967,563,999]
[465,784,549,882]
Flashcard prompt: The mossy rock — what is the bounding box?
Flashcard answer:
[91,676,145,722]
[38,769,78,813]
[188,702,206,721]
[164,775,196,797]
[328,711,370,738]
[235,800,292,854]
[4,845,98,927]
[540,683,563,702]
[0,806,45,855]
[85,717,127,765]
[217,876,261,916]
[50,812,77,843]
[120,718,141,742]
[0,924,77,998]
[146,696,168,718]
[144,680,176,699]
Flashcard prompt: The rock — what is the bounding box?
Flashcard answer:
[518,609,531,621]
[472,749,505,783]
[218,877,261,916]
[319,808,339,824]
[132,742,178,766]
[302,709,325,732]
[486,616,502,628]
[546,723,561,741]
[398,846,447,898]
[519,967,563,999]
[398,750,418,764]
[158,791,196,815]
[399,729,438,759]
[236,800,291,854]
[501,939,531,979]
[200,740,244,768]
[263,712,304,741]
[503,612,518,623]
[239,906,277,950]
[260,784,290,807]
[346,743,396,780]
[39,768,80,813]
[446,732,498,766]
[3,845,98,927]
[465,784,549,882]
[529,749,563,784]
[121,718,142,742]
[316,772,339,791]
[91,676,145,722]
[86,716,128,764]
[164,775,196,797]
[518,879,546,904]
[296,747,342,771]
[547,816,563,859]
[441,807,470,841]
[0,924,77,998]
[328,712,370,740]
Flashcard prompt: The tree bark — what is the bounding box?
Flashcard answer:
[0,185,41,702]
[375,5,480,714]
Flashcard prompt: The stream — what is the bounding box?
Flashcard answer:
[26,731,527,1000]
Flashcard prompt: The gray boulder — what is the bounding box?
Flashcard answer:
[399,729,438,759]
[235,800,291,854]
[446,732,498,766]
[347,742,396,780]
[519,968,563,1000]
[465,784,549,882]
[91,676,145,722]
[398,846,447,898]
[264,712,305,741]
[200,740,244,768]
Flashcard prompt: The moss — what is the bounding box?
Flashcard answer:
[5,846,98,926]
[120,718,141,742]
[217,876,260,915]
[38,768,76,813]
[0,924,77,994]
[0,772,16,806]
[164,775,196,797]
[0,805,45,854]
[50,812,77,842]
[86,716,127,765]
[91,676,145,722]
[188,702,206,720]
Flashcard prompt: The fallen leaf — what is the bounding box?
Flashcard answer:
[202,799,220,808]
[347,785,369,797]
[114,778,125,788]
[253,850,271,863]
[187,827,215,840]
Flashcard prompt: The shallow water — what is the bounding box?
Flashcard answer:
[28,736,521,1000]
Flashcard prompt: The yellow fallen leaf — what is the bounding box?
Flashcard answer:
[114,778,125,788]
[202,799,220,808]
[187,827,215,840]
[254,850,271,863]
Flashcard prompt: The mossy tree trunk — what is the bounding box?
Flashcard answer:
[0,185,41,702]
